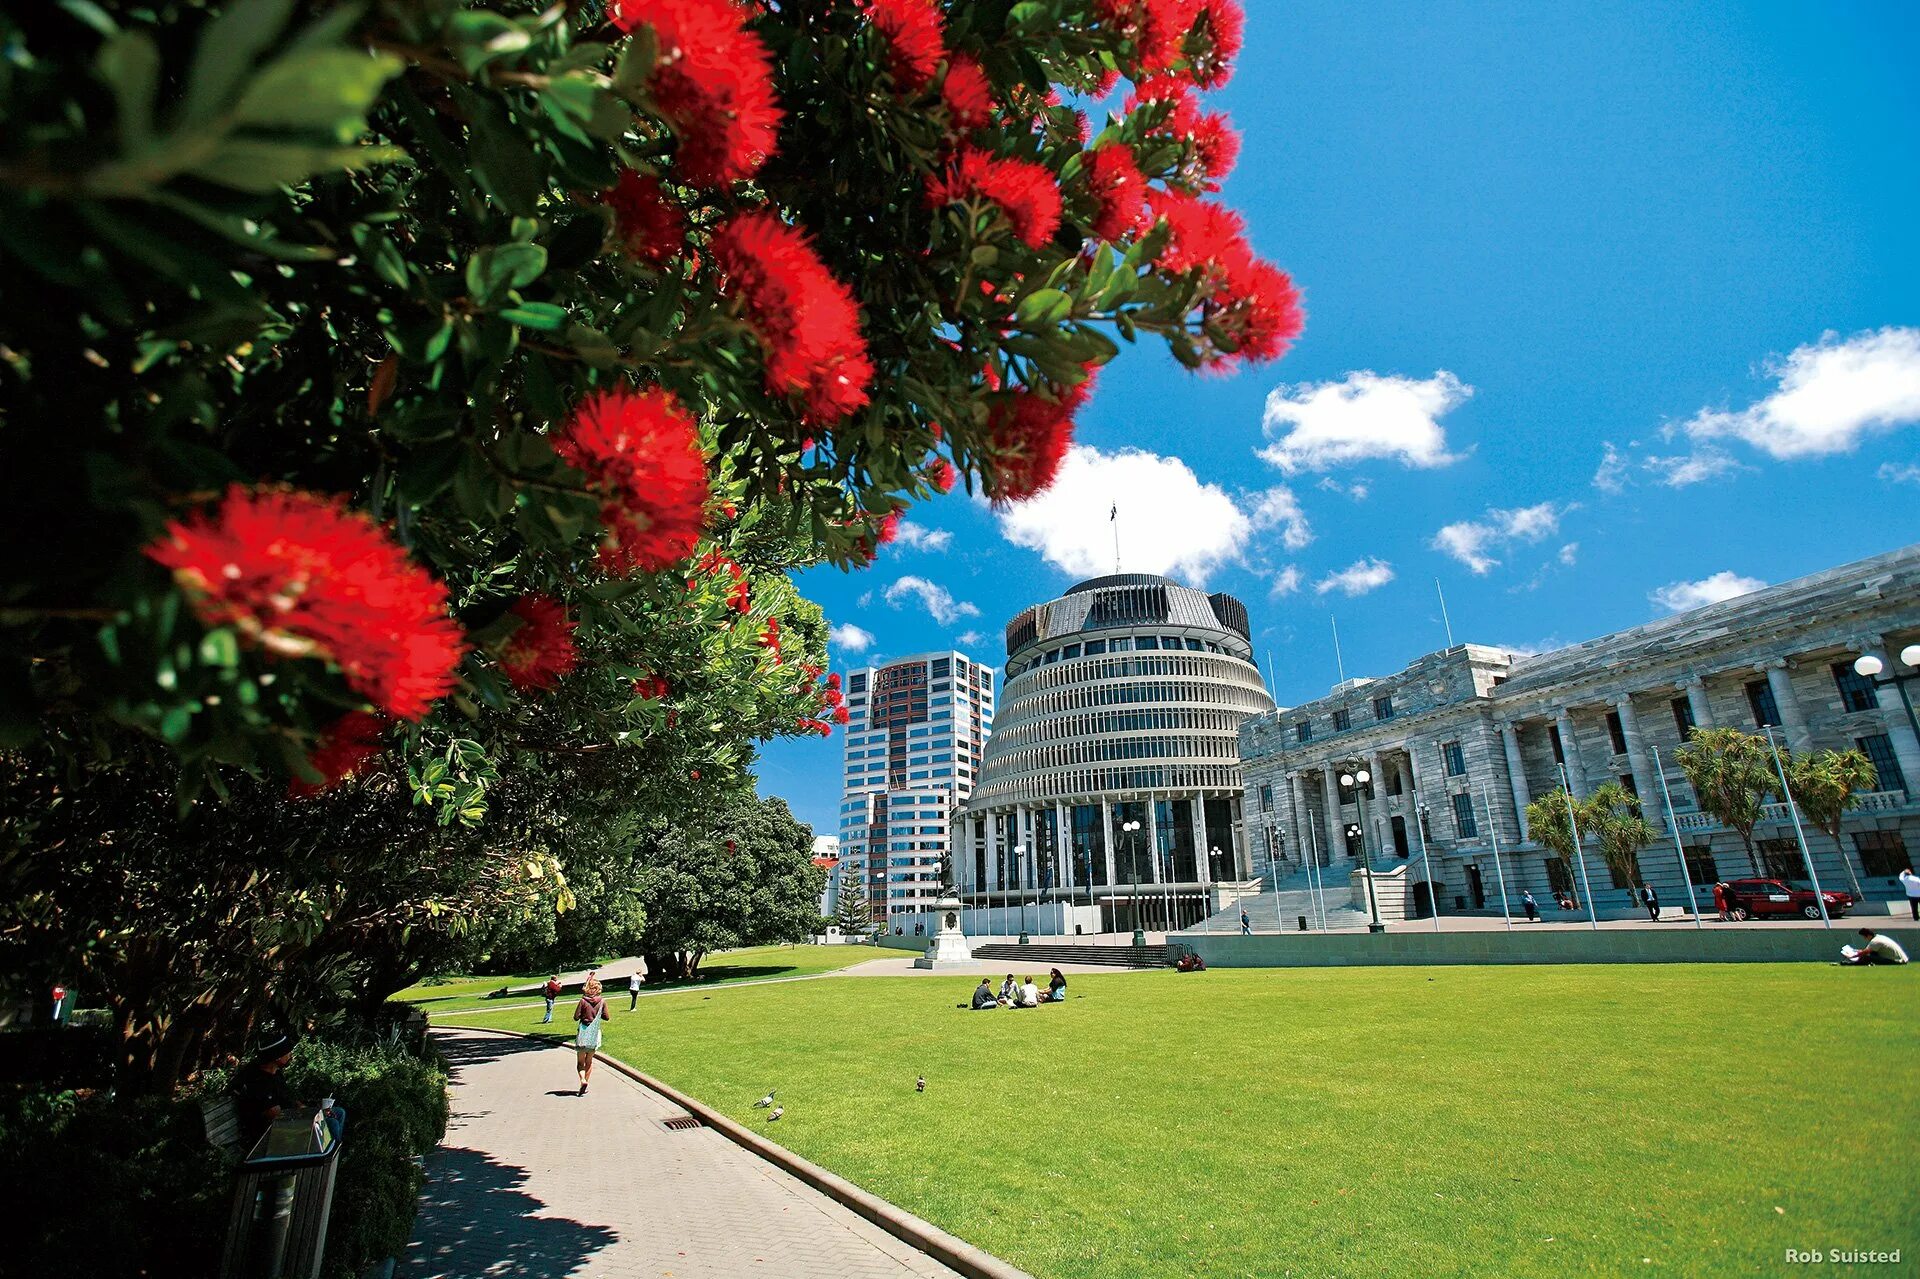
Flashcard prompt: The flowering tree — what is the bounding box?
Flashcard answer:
[0,0,1298,815]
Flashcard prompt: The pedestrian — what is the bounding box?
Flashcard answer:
[628,969,642,1011]
[1521,889,1539,923]
[231,1031,298,1148]
[1899,866,1920,922]
[541,975,561,1024]
[1239,907,1251,936]
[1640,883,1660,922]
[573,979,609,1095]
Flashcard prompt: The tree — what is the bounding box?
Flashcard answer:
[1524,787,1590,903]
[1784,747,1877,899]
[1580,782,1656,894]
[1675,728,1778,875]
[835,863,873,941]
[635,791,824,981]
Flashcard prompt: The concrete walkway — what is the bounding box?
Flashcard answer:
[403,1029,963,1279]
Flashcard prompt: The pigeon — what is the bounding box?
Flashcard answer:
[754,1090,776,1108]
[915,1075,926,1093]
[768,1106,784,1121]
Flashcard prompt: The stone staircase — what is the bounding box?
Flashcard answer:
[1190,864,1378,933]
[969,942,1168,969]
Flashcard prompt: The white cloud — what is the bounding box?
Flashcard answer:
[993,444,1252,584]
[891,521,952,552]
[1877,461,1920,486]
[1558,542,1579,566]
[1316,476,1370,500]
[884,575,980,625]
[1643,447,1746,488]
[1249,486,1313,551]
[1259,370,1470,473]
[1649,571,1767,614]
[1315,558,1395,597]
[830,622,875,652]
[954,630,986,648]
[1681,327,1920,459]
[1430,502,1566,575]
[1269,565,1303,597]
[856,590,874,609]
[1592,442,1629,494]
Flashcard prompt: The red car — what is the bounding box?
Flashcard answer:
[1723,878,1856,921]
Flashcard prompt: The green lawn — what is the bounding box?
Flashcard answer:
[447,963,1917,1278]
[398,943,876,1014]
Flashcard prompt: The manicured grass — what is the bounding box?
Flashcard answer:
[399,943,876,1014]
[448,963,1918,1278]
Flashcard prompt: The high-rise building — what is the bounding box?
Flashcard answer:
[956,574,1275,931]
[837,651,995,926]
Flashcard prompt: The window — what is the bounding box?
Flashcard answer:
[849,673,868,694]
[1259,784,1273,813]
[1374,694,1394,720]
[1135,636,1159,650]
[1617,773,1638,798]
[1062,644,1081,659]
[1757,837,1804,881]
[1544,857,1573,895]
[1683,846,1718,886]
[1295,721,1313,744]
[1442,740,1466,777]
[1670,695,1696,741]
[1084,639,1107,656]
[1185,638,1204,651]
[1451,791,1478,838]
[1857,734,1906,793]
[1548,724,1566,765]
[930,658,950,678]
[1386,767,1403,797]
[1606,851,1642,890]
[1605,710,1628,755]
[1745,678,1781,727]
[1332,708,1351,732]
[1110,636,1133,652]
[1854,830,1910,878]
[1832,661,1879,714]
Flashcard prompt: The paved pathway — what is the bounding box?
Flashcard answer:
[403,1029,963,1279]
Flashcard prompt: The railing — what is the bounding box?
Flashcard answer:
[1667,789,1908,833]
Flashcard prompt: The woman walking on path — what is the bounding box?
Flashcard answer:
[573,978,610,1094]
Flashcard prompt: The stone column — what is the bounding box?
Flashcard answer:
[1685,675,1715,730]
[1146,793,1163,883]
[1056,802,1073,890]
[1322,767,1345,863]
[1615,695,1661,831]
[1765,659,1812,755]
[1192,794,1211,887]
[1555,709,1587,795]
[1100,796,1116,891]
[1500,720,1532,842]
[1859,637,1920,787]
[1290,771,1312,866]
[1366,751,1392,857]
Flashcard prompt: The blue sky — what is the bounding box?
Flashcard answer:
[759,0,1920,836]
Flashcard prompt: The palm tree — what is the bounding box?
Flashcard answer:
[1581,782,1657,895]
[1784,748,1877,900]
[1524,787,1588,903]
[1674,728,1776,875]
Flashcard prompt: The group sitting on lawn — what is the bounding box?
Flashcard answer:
[969,969,1068,1009]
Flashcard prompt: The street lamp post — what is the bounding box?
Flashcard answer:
[1016,843,1030,945]
[1854,645,1920,748]
[1340,765,1386,933]
[1121,819,1145,946]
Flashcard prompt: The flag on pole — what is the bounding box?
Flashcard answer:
[1110,503,1117,520]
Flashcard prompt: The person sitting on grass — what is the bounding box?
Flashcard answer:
[1175,949,1206,972]
[970,978,998,1010]
[1841,929,1910,966]
[1016,976,1040,1007]
[998,973,1017,1006]
[1044,968,1067,1002]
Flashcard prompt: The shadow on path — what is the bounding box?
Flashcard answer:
[402,1145,616,1278]
[435,1029,568,1075]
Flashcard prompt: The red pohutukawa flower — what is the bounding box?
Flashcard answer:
[927,146,1062,249]
[941,55,995,128]
[289,711,388,798]
[710,211,874,422]
[863,0,947,93]
[759,616,781,659]
[608,0,783,186]
[1087,143,1147,242]
[874,510,902,545]
[1184,0,1245,89]
[930,458,958,493]
[1187,109,1240,183]
[606,170,686,266]
[1096,0,1203,75]
[1146,190,1304,365]
[981,371,1096,503]
[497,595,579,692]
[552,386,709,573]
[146,486,465,720]
[1127,76,1237,185]
[633,672,672,700]
[832,704,851,725]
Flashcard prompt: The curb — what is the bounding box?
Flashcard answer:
[435,1024,1034,1279]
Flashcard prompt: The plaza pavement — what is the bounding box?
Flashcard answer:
[403,1028,969,1279]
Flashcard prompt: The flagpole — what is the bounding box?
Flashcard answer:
[1110,502,1120,574]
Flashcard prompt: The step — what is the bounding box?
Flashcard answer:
[970,942,1167,969]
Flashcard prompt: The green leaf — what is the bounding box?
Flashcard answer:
[1015,287,1072,326]
[566,322,621,369]
[96,30,161,151]
[187,140,406,193]
[182,0,299,124]
[500,301,568,331]
[465,242,548,306]
[465,92,545,216]
[233,49,404,140]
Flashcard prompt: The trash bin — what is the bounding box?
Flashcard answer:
[218,1106,347,1279]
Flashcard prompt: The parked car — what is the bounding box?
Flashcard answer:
[1723,877,1857,920]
